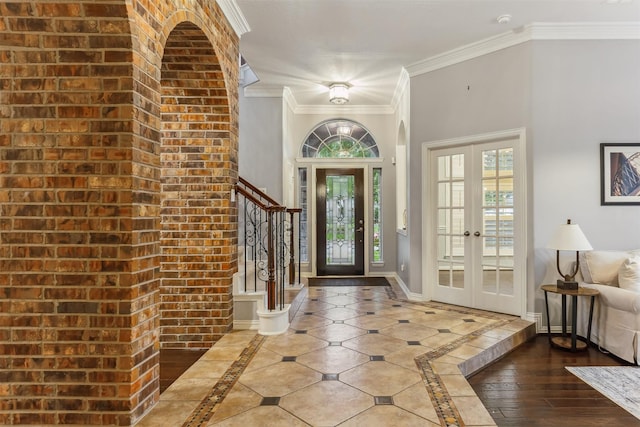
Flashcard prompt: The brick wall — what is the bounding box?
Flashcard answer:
[160,22,235,348]
[0,1,239,425]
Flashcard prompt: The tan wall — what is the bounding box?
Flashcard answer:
[0,1,239,425]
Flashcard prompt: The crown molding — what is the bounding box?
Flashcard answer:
[391,68,410,112]
[528,21,640,40]
[407,21,640,77]
[244,85,284,98]
[293,104,394,115]
[241,22,639,113]
[406,29,530,76]
[216,0,250,37]
[283,86,298,111]
[254,86,393,115]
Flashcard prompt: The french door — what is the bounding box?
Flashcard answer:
[429,137,523,315]
[316,169,365,276]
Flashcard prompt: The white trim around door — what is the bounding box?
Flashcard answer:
[305,162,373,277]
[421,128,528,318]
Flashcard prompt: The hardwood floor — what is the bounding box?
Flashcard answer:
[468,334,639,427]
[159,349,207,393]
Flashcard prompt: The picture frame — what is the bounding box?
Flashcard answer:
[600,143,640,205]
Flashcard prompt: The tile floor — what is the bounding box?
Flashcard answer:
[136,279,535,427]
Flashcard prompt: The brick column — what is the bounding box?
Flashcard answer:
[0,1,239,425]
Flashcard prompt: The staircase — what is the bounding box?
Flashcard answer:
[232,177,305,335]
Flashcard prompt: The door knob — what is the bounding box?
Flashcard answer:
[356,226,364,232]
[474,231,481,237]
[463,231,470,236]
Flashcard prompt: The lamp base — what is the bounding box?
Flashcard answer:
[557,279,578,290]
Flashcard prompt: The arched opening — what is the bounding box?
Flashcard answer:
[159,22,234,349]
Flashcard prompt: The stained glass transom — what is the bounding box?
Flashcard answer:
[302,119,379,158]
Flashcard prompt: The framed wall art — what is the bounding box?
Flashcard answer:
[600,143,640,205]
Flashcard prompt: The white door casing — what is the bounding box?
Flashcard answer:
[297,160,379,277]
[422,128,527,317]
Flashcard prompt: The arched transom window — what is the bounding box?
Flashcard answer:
[302,119,379,158]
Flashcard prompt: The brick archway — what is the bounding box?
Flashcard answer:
[159,22,235,349]
[0,1,239,425]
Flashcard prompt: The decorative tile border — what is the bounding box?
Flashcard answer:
[384,284,399,300]
[414,318,511,427]
[181,334,266,427]
[177,279,525,427]
[314,278,520,427]
[317,277,516,426]
[387,277,514,323]
[385,276,515,427]
[416,358,465,427]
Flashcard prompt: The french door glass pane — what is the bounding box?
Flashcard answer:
[326,175,355,266]
[438,208,449,233]
[452,182,464,207]
[481,148,514,296]
[438,156,450,180]
[451,154,464,178]
[438,260,452,287]
[437,154,465,290]
[438,182,450,206]
[452,208,464,235]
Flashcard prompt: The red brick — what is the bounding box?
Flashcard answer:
[0,1,239,425]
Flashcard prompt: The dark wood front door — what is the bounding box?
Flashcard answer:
[316,168,365,276]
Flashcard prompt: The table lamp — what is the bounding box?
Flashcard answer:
[547,219,592,290]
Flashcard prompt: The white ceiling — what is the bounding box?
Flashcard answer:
[236,0,640,108]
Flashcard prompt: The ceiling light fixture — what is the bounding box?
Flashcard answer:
[329,83,350,105]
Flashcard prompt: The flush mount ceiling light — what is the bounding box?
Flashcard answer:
[329,83,350,105]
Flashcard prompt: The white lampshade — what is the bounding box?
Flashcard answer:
[547,219,592,251]
[329,83,349,104]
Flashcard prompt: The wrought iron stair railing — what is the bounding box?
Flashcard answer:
[235,177,301,311]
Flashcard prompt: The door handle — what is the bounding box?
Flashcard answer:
[356,226,364,232]
[474,231,481,237]
[464,231,470,236]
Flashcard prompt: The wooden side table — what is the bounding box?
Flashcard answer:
[541,284,599,352]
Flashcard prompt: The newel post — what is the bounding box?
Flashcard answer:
[267,207,276,310]
[288,209,295,285]
[287,208,302,285]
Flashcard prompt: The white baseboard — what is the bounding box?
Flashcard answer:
[391,273,427,302]
[524,312,575,334]
[548,325,575,334]
[372,271,398,277]
[525,312,543,333]
[535,325,575,334]
[233,319,260,330]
